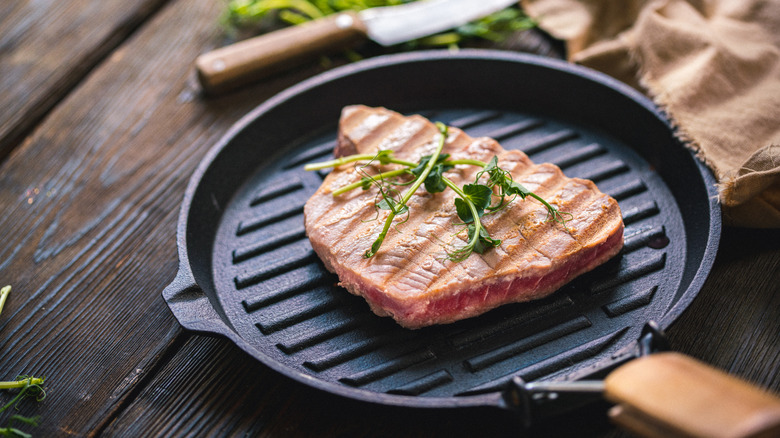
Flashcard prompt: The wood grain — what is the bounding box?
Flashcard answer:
[0,0,777,436]
[0,0,169,162]
[99,227,780,438]
[0,0,327,434]
[101,335,618,437]
[667,227,780,391]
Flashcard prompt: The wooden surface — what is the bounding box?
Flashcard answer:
[0,0,777,437]
[0,0,169,161]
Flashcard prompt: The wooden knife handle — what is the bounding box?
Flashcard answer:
[604,352,780,438]
[195,12,368,95]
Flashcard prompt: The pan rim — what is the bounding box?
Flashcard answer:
[167,49,721,410]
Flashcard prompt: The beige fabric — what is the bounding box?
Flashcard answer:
[524,0,780,227]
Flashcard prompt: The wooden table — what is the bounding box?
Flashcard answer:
[1,1,777,436]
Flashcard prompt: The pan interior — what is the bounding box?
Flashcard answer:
[209,106,686,399]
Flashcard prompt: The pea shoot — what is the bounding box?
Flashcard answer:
[1,287,47,438]
[0,376,46,438]
[0,286,9,318]
[305,123,571,260]
[221,0,536,49]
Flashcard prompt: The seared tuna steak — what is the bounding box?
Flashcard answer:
[304,106,624,328]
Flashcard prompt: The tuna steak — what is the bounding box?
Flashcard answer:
[304,106,624,329]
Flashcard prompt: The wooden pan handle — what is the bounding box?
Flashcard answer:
[604,352,780,438]
[195,12,368,95]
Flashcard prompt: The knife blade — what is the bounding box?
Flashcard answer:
[195,0,518,94]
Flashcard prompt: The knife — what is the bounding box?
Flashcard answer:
[195,0,518,94]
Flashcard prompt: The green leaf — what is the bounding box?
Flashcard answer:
[483,155,500,173]
[410,153,453,194]
[377,197,408,215]
[455,184,493,224]
[376,198,392,210]
[374,149,394,165]
[505,180,531,199]
[468,224,502,254]
[424,166,447,193]
[224,0,535,51]
[409,156,430,178]
[410,153,450,177]
[359,176,373,190]
[479,155,508,188]
[464,183,493,210]
[455,184,492,223]
[424,164,452,193]
[454,198,472,223]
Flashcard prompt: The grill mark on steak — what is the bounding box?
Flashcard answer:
[337,108,437,158]
[304,106,624,328]
[380,134,503,290]
[334,132,446,286]
[382,208,453,292]
[332,127,470,291]
[479,160,568,276]
[362,136,551,283]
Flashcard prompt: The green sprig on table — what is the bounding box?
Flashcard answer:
[0,287,46,438]
[0,376,46,438]
[221,0,536,48]
[0,286,9,319]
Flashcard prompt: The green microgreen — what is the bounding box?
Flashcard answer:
[1,287,48,437]
[410,153,453,194]
[0,286,9,318]
[304,122,571,260]
[472,156,573,224]
[331,168,411,196]
[220,1,536,50]
[453,183,492,223]
[303,150,414,171]
[441,177,500,261]
[0,376,46,438]
[362,122,448,258]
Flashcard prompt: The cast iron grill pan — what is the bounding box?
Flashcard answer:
[164,51,719,411]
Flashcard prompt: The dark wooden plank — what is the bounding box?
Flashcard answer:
[0,0,561,164]
[667,227,780,390]
[2,0,775,434]
[0,0,169,161]
[0,0,327,434]
[101,335,617,437]
[100,227,780,437]
[0,1,561,435]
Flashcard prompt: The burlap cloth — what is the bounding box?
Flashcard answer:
[523,0,780,227]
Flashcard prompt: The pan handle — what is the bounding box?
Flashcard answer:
[162,268,234,337]
[604,352,780,438]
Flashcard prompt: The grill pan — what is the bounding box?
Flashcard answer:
[164,51,720,421]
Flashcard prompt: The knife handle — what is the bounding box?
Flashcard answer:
[604,352,780,438]
[195,12,368,95]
